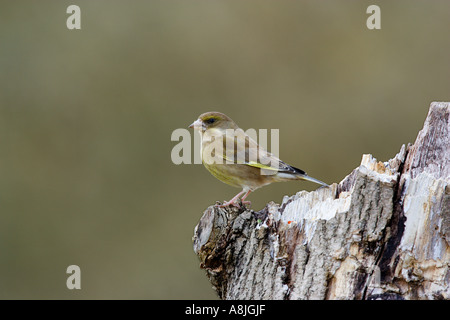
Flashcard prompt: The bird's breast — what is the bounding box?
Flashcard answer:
[202,161,274,190]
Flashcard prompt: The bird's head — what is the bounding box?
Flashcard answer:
[189,112,238,132]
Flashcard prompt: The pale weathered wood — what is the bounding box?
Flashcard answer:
[193,102,450,300]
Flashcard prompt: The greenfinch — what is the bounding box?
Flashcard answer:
[189,112,328,207]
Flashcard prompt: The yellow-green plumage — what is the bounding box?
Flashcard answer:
[202,162,273,190]
[189,111,328,207]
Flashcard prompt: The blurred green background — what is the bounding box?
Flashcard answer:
[0,0,449,299]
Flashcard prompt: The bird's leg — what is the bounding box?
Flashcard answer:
[240,189,252,206]
[218,190,246,208]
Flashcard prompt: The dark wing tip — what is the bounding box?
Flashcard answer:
[290,165,307,176]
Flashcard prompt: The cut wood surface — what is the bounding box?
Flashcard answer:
[193,102,450,300]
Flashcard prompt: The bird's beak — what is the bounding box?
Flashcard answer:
[189,119,203,129]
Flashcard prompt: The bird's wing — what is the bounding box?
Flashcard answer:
[219,129,305,175]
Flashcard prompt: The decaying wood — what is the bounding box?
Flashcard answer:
[193,102,450,300]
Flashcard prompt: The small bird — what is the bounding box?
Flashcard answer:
[189,112,329,207]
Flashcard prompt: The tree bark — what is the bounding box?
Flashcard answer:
[193,102,450,300]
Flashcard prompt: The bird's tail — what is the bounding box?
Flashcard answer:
[276,169,329,187]
[297,174,329,187]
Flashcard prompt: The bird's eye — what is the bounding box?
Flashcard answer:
[206,118,216,124]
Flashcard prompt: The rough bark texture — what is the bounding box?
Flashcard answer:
[193,102,450,300]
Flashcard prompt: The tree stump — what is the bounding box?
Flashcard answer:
[193,102,450,300]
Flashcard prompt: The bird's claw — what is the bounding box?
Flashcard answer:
[241,200,251,207]
[217,201,240,208]
[216,199,251,209]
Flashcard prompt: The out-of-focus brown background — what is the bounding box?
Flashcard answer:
[0,0,449,299]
